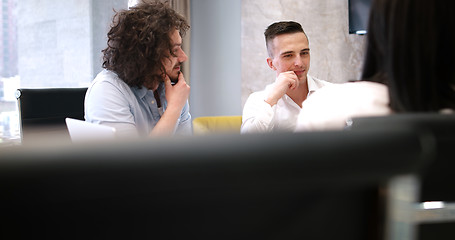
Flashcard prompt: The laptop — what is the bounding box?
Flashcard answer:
[65,118,116,142]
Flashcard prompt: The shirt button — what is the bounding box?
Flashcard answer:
[151,100,155,104]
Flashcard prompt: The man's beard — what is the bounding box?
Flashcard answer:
[169,64,181,83]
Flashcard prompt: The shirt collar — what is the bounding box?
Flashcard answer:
[132,82,165,99]
[307,75,318,94]
[132,85,148,99]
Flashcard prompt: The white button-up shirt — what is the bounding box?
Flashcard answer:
[241,75,331,133]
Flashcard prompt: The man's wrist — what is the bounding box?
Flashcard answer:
[264,97,277,107]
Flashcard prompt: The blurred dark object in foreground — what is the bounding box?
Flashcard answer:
[0,128,432,240]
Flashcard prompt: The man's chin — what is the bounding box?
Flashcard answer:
[168,69,179,78]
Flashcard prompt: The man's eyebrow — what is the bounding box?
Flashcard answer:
[280,48,310,56]
[280,51,294,56]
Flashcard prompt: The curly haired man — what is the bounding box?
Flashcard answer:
[85,1,192,138]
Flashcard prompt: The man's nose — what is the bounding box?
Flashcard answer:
[294,56,303,67]
[179,50,188,62]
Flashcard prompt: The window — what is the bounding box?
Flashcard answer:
[0,0,18,144]
[0,0,129,145]
[128,0,138,8]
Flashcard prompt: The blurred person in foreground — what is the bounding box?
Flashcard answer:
[85,1,192,138]
[241,21,332,133]
[295,0,455,131]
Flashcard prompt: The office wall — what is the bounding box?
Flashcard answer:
[241,0,366,106]
[189,0,242,118]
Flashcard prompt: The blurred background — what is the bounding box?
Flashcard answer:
[0,0,366,143]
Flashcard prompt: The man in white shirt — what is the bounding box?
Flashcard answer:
[241,21,331,133]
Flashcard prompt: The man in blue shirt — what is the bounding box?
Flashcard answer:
[85,1,192,138]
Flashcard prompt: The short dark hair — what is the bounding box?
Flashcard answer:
[362,0,455,112]
[264,21,308,57]
[102,1,189,88]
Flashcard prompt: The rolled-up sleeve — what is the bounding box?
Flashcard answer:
[174,100,192,136]
[241,92,276,134]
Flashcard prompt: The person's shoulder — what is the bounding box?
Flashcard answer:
[90,70,132,93]
[86,70,136,102]
[343,81,388,97]
[313,81,390,114]
[91,70,128,87]
[314,81,387,99]
[297,81,391,131]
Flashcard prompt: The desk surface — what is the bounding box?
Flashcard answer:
[0,136,20,147]
[0,128,20,147]
[0,109,21,147]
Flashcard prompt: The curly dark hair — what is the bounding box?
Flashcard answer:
[102,1,189,87]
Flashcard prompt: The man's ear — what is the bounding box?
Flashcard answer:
[267,58,276,70]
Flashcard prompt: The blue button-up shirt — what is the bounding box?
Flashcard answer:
[85,70,192,138]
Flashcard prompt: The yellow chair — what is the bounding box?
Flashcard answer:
[192,116,242,135]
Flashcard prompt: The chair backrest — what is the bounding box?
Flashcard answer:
[349,113,455,201]
[349,113,455,240]
[192,115,242,135]
[0,128,433,239]
[16,87,87,144]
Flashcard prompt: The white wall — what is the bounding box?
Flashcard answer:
[189,0,242,118]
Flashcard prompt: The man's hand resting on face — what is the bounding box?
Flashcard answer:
[264,71,299,107]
